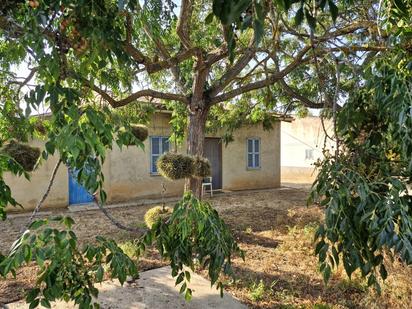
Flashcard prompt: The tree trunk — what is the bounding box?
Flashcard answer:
[185,105,209,198]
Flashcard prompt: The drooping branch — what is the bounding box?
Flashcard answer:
[93,196,146,234]
[21,159,62,234]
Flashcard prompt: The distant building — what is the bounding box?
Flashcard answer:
[281,116,334,184]
[6,111,290,212]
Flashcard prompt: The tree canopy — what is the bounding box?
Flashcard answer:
[0,0,412,307]
[0,0,390,196]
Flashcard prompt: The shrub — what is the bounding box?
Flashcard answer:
[145,193,244,300]
[1,140,40,171]
[144,206,172,229]
[249,280,266,301]
[192,156,211,178]
[157,152,194,180]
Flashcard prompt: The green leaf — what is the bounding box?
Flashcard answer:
[96,265,104,282]
[379,264,388,280]
[29,299,40,309]
[185,271,191,282]
[323,264,332,284]
[40,298,51,308]
[26,288,40,303]
[179,282,187,294]
[295,6,304,26]
[62,217,75,229]
[205,12,214,24]
[305,9,317,29]
[29,220,48,230]
[185,288,192,301]
[328,0,339,22]
[175,272,185,285]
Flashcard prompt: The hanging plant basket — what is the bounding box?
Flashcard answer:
[119,124,149,145]
[144,206,173,229]
[1,140,40,172]
[157,152,194,180]
[192,156,211,178]
[130,124,148,142]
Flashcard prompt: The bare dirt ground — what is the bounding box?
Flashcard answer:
[1,187,411,308]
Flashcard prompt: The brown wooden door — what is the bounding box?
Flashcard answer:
[204,138,222,190]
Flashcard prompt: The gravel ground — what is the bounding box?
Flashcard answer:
[1,187,411,308]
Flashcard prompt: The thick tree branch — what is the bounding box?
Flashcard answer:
[210,45,312,104]
[146,47,201,73]
[176,0,193,49]
[205,46,228,65]
[191,54,209,107]
[279,79,328,109]
[208,36,257,97]
[90,83,189,108]
[134,8,187,93]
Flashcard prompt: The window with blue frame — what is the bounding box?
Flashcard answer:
[247,138,260,169]
[150,136,170,174]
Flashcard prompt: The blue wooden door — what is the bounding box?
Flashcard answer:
[68,169,93,205]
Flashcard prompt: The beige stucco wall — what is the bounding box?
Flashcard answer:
[281,116,333,184]
[5,113,280,212]
[5,140,68,212]
[107,112,185,203]
[221,122,281,190]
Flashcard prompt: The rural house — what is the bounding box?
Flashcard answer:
[5,110,289,212]
[281,116,333,184]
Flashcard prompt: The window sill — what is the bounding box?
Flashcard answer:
[247,167,261,171]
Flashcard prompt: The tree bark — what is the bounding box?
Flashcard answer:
[185,103,209,198]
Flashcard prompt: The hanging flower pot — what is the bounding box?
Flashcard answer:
[130,124,148,142]
[119,124,149,145]
[144,206,173,229]
[192,156,211,178]
[1,140,41,172]
[157,152,194,180]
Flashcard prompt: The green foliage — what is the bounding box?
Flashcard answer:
[1,140,40,172]
[192,156,211,178]
[144,206,172,229]
[157,152,194,180]
[140,193,244,299]
[249,279,266,301]
[310,8,412,290]
[0,153,27,220]
[212,0,345,60]
[0,216,137,309]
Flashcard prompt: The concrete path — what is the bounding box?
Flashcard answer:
[5,267,247,309]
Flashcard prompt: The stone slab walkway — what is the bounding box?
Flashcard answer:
[5,267,247,309]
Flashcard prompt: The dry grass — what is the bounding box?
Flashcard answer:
[1,187,411,308]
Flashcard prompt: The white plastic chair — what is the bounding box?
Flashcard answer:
[202,177,213,197]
